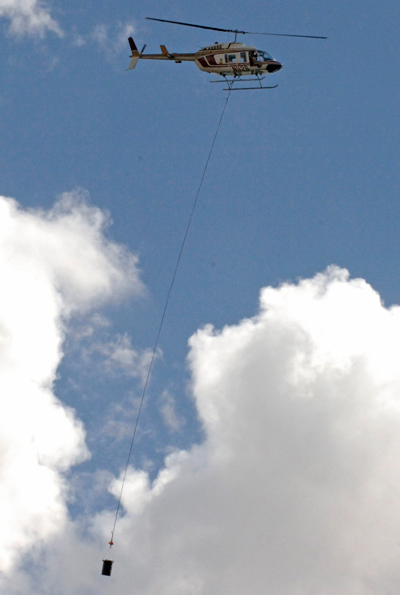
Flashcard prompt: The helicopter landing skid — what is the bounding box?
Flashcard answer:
[210,74,278,91]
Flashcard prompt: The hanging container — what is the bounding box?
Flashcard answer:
[102,559,114,576]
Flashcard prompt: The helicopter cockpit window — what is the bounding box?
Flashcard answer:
[258,50,273,61]
[240,52,247,62]
[226,54,237,63]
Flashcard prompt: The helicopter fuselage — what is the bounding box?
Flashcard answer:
[128,38,282,79]
[194,42,282,76]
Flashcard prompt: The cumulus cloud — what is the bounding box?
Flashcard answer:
[0,191,142,574]
[0,0,61,36]
[5,265,400,594]
[96,267,400,594]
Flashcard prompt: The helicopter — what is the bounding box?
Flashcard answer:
[128,17,327,91]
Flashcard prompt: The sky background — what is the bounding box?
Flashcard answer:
[0,0,400,593]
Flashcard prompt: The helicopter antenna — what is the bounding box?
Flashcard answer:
[146,17,327,40]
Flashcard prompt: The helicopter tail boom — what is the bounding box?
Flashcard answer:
[127,36,198,70]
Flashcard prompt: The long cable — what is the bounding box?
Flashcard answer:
[108,90,232,550]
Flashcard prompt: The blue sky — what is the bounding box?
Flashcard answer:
[1,0,400,592]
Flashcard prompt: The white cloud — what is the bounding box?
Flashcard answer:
[5,266,400,594]
[0,191,142,573]
[92,21,136,61]
[159,389,185,433]
[70,22,136,55]
[83,333,155,380]
[95,267,400,593]
[0,0,61,36]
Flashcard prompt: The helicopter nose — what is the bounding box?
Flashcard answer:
[267,61,283,73]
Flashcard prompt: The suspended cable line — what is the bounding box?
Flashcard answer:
[104,90,232,569]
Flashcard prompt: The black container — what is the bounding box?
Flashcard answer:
[102,559,114,576]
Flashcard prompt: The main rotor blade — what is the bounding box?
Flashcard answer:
[247,31,327,39]
[146,17,246,34]
[146,17,327,40]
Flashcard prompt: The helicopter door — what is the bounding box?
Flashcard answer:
[249,50,261,67]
